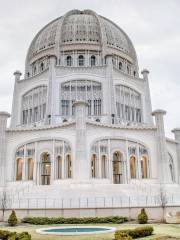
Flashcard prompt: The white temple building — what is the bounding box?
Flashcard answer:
[0,9,180,219]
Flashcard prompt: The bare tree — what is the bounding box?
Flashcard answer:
[0,188,8,221]
[158,185,168,223]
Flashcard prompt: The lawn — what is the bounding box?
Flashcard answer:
[0,223,180,240]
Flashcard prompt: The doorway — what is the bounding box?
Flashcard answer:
[41,152,51,185]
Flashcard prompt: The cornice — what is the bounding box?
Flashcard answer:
[87,120,157,130]
[6,121,75,132]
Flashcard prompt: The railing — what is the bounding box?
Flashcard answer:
[9,194,180,209]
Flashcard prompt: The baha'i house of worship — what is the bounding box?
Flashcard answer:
[0,9,180,219]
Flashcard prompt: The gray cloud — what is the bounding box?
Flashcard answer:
[0,0,179,137]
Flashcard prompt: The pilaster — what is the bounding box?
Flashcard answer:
[152,109,168,183]
[172,128,180,184]
[46,56,56,125]
[104,55,115,123]
[10,71,22,128]
[73,101,88,181]
[0,112,10,186]
[141,69,153,124]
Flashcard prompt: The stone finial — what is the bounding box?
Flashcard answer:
[152,109,166,116]
[141,69,149,80]
[105,54,113,65]
[13,70,22,81]
[0,111,10,118]
[172,128,180,133]
[172,128,180,139]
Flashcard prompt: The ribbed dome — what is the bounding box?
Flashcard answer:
[26,10,138,70]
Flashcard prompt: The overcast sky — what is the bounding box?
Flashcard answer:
[0,0,179,137]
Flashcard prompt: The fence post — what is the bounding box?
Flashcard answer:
[146,195,148,206]
[70,198,72,208]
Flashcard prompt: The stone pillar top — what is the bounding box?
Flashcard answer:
[105,54,113,65]
[172,128,180,132]
[0,111,10,118]
[152,109,166,116]
[49,55,57,65]
[13,70,22,76]
[141,68,150,75]
[13,70,22,81]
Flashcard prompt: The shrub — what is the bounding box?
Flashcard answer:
[8,210,18,226]
[0,230,31,240]
[22,216,127,225]
[114,231,133,240]
[137,208,148,224]
[115,226,153,239]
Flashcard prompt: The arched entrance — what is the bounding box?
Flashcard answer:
[56,155,62,179]
[66,154,72,178]
[27,158,33,180]
[112,151,122,184]
[91,154,97,178]
[16,158,23,181]
[101,155,108,178]
[130,155,136,179]
[141,155,148,178]
[41,152,51,185]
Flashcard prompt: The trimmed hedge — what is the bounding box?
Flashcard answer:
[22,216,127,225]
[115,226,153,239]
[0,230,31,240]
[137,208,148,224]
[8,210,18,226]
[115,232,133,240]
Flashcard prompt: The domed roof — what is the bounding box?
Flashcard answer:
[26,10,138,67]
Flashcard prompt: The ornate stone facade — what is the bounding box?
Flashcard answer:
[0,10,180,217]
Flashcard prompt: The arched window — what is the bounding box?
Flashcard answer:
[40,62,44,71]
[16,158,23,181]
[41,152,51,185]
[130,155,136,179]
[61,80,102,117]
[56,156,62,179]
[66,154,72,178]
[101,155,108,178]
[91,154,97,178]
[27,158,33,180]
[119,62,122,70]
[66,56,72,66]
[78,55,84,66]
[127,66,130,74]
[115,85,142,123]
[133,71,136,77]
[21,85,47,125]
[91,55,96,66]
[141,156,148,178]
[113,151,122,184]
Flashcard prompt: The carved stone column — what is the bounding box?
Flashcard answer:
[73,101,88,180]
[141,69,153,124]
[0,112,10,186]
[104,55,115,124]
[46,56,56,125]
[152,110,168,183]
[172,128,180,183]
[11,71,21,127]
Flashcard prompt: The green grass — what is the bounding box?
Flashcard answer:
[0,223,180,240]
